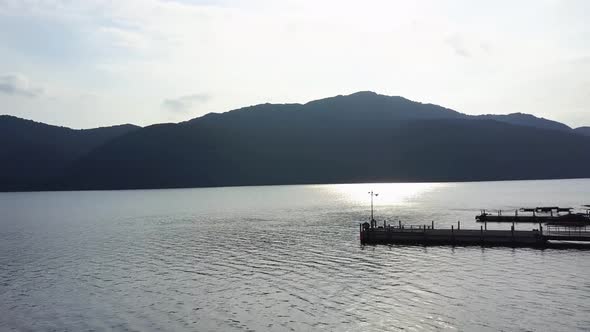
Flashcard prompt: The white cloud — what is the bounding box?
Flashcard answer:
[0,74,43,97]
[445,34,471,57]
[162,93,211,112]
[96,26,150,51]
[0,0,589,128]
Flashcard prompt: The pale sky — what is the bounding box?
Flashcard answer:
[0,0,589,129]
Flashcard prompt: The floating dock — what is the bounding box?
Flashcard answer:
[360,223,590,248]
[476,206,590,225]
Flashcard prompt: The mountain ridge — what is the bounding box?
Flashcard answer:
[1,91,589,191]
[185,92,579,134]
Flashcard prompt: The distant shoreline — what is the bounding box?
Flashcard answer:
[2,177,588,193]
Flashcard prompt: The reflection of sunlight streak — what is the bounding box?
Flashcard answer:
[324,182,444,206]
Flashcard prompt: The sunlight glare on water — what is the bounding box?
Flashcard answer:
[323,182,445,206]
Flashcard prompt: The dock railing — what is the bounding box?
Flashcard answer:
[545,225,590,237]
[384,224,434,232]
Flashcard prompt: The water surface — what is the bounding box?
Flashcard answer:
[1,179,590,331]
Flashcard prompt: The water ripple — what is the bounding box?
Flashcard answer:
[2,182,590,330]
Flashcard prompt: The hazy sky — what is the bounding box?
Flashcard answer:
[0,0,589,129]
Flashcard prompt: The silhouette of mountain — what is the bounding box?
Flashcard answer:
[194,92,569,132]
[0,115,139,190]
[2,92,589,191]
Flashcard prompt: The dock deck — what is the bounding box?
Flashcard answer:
[360,224,590,248]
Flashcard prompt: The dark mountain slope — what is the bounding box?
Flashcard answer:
[189,92,463,128]
[62,106,590,190]
[392,119,588,181]
[3,92,590,191]
[62,93,467,190]
[0,115,140,190]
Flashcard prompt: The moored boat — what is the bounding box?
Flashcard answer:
[476,206,590,225]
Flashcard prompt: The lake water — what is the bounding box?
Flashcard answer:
[1,179,590,331]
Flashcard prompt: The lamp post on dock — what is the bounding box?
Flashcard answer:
[368,190,379,227]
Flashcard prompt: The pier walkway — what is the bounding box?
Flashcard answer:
[360,223,590,248]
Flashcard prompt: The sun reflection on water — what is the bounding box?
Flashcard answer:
[321,182,445,206]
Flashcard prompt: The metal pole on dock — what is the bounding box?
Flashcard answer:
[371,195,374,228]
[432,220,434,230]
[458,221,461,230]
[368,190,378,225]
